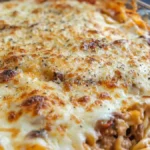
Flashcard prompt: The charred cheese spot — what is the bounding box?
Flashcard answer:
[115,70,122,79]
[22,95,47,107]
[53,72,64,82]
[8,111,22,122]
[11,11,19,17]
[63,82,72,92]
[32,8,42,14]
[35,0,47,3]
[4,55,22,65]
[99,92,111,100]
[77,96,90,104]
[78,0,96,5]
[22,95,47,115]
[0,69,17,83]
[41,70,54,81]
[104,81,118,89]
[71,96,90,107]
[112,39,127,45]
[87,30,99,34]
[142,96,150,99]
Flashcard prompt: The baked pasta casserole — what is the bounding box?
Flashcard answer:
[0,0,149,149]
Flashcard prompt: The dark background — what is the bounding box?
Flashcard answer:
[143,0,150,4]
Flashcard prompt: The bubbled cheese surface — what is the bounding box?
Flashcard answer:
[0,0,149,150]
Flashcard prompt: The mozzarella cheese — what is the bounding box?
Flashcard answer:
[0,0,149,150]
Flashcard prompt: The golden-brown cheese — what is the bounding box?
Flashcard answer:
[0,0,149,150]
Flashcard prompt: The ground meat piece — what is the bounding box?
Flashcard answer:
[97,136,116,150]
[131,124,144,142]
[121,137,132,149]
[95,120,114,133]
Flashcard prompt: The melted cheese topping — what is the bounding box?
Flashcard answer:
[0,0,149,150]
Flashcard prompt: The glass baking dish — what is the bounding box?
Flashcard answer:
[0,0,149,24]
[126,0,150,25]
[137,0,150,24]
